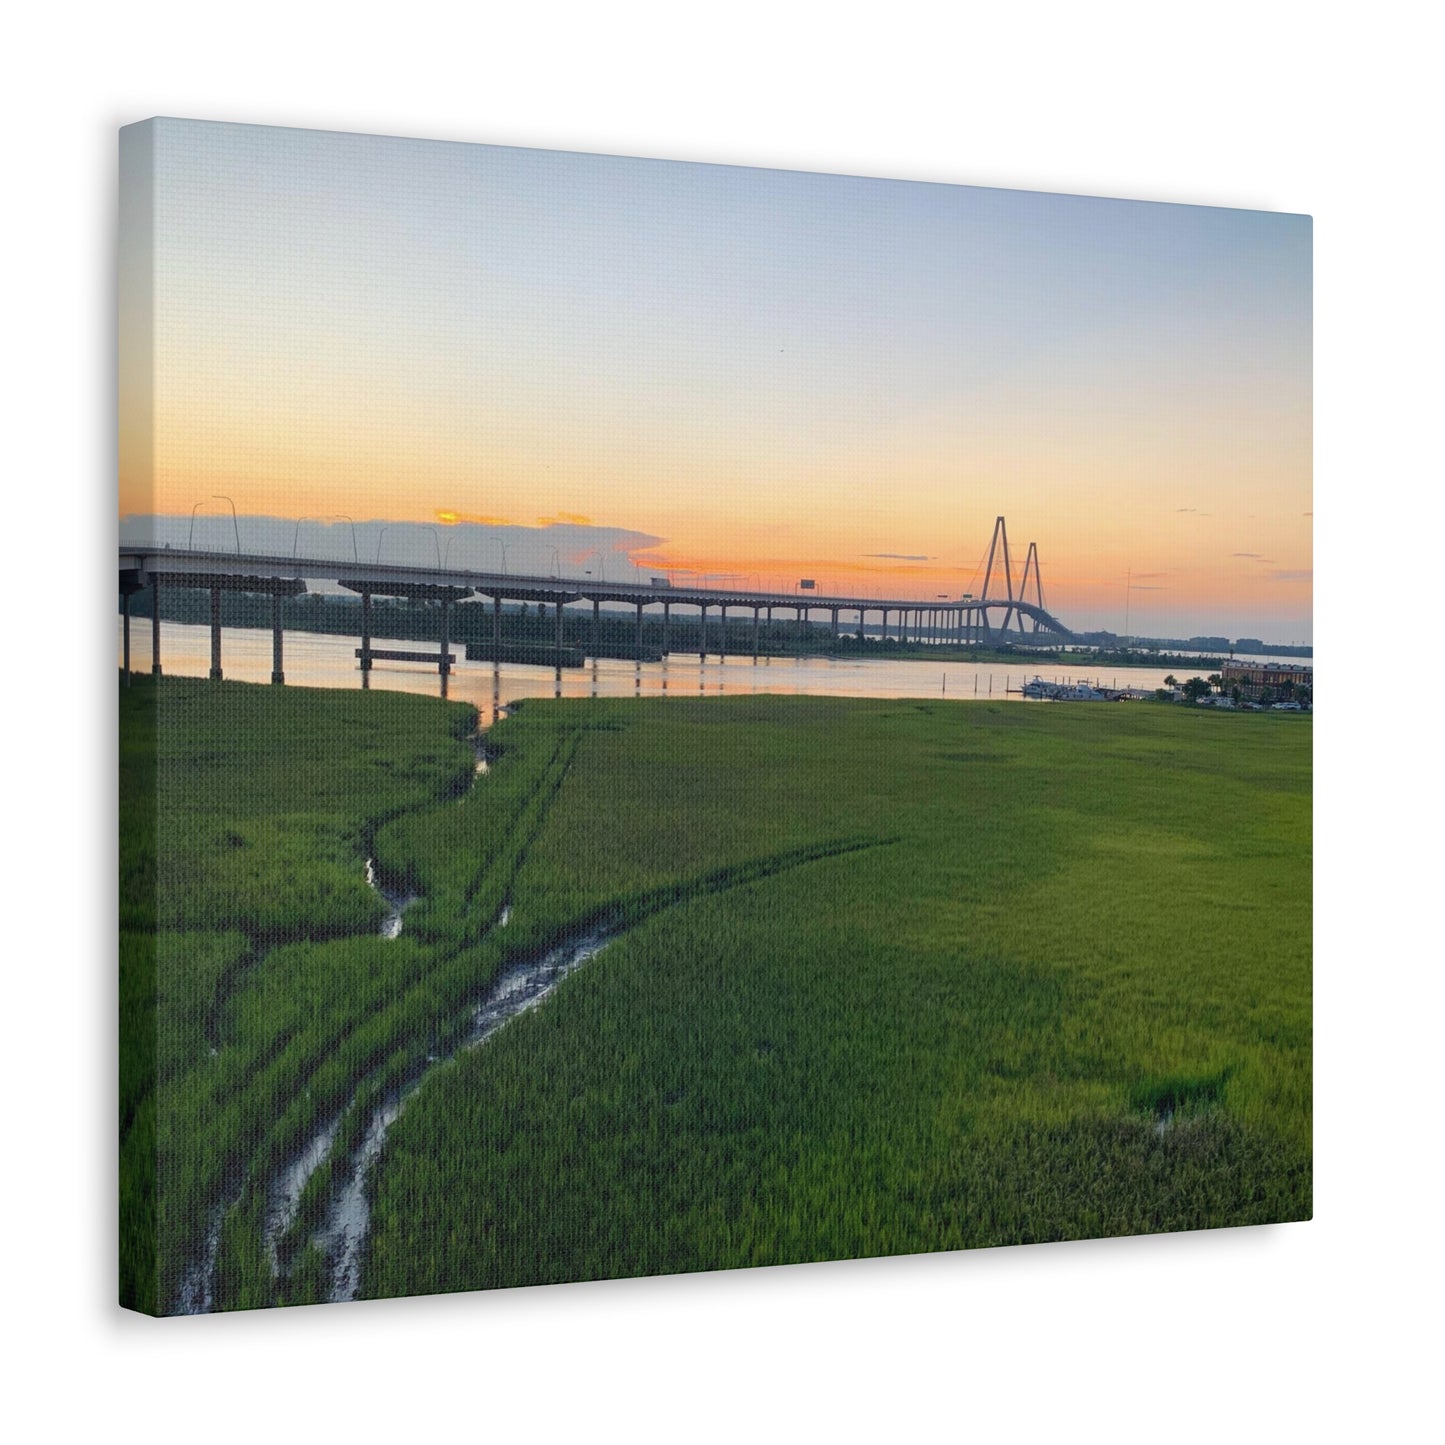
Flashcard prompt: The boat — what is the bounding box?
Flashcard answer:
[1020,676,1114,702]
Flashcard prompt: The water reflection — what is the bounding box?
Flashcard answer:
[123,619,1251,725]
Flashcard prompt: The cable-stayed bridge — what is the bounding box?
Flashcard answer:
[119,515,1073,683]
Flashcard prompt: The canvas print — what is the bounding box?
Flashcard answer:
[118,119,1312,1315]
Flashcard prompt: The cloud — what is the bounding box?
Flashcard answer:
[118,512,666,575]
[862,552,931,561]
[1131,584,1167,590]
[435,508,597,530]
[1134,572,1168,580]
[435,509,512,526]
[1267,569,1312,583]
[1176,507,1196,513]
[1231,552,1262,558]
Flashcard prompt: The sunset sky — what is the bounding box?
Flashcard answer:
[120,119,1311,639]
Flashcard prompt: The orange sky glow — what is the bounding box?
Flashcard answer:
[120,121,1311,639]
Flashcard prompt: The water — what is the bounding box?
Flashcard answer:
[313,925,616,1303]
[365,857,416,939]
[174,1212,222,1314]
[262,1115,342,1272]
[122,619,1237,723]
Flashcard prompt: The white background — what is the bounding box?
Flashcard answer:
[2,3,1438,1440]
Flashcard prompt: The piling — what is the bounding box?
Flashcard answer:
[270,591,284,684]
[151,576,162,675]
[208,586,222,680]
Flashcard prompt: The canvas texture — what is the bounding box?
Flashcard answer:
[118,119,1312,1315]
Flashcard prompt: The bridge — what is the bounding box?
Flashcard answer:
[118,515,1074,683]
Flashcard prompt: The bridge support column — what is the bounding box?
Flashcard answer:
[493,594,502,648]
[271,592,284,685]
[208,586,222,680]
[439,600,451,677]
[121,591,132,686]
[831,608,838,642]
[635,601,643,653]
[360,591,373,670]
[151,576,162,675]
[699,605,707,659]
[719,606,727,662]
[753,606,760,660]
[556,598,565,651]
[592,599,600,654]
[662,601,671,656]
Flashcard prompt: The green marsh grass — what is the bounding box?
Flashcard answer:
[120,678,1310,1311]
[364,696,1311,1296]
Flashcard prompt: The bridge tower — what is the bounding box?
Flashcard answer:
[979,515,1017,638]
[1016,542,1045,634]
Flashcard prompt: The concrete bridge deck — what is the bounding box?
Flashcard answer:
[119,543,1075,684]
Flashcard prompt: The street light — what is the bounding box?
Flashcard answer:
[498,539,510,575]
[188,501,207,550]
[376,525,390,564]
[213,495,242,554]
[292,516,323,558]
[332,514,359,564]
[548,545,561,579]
